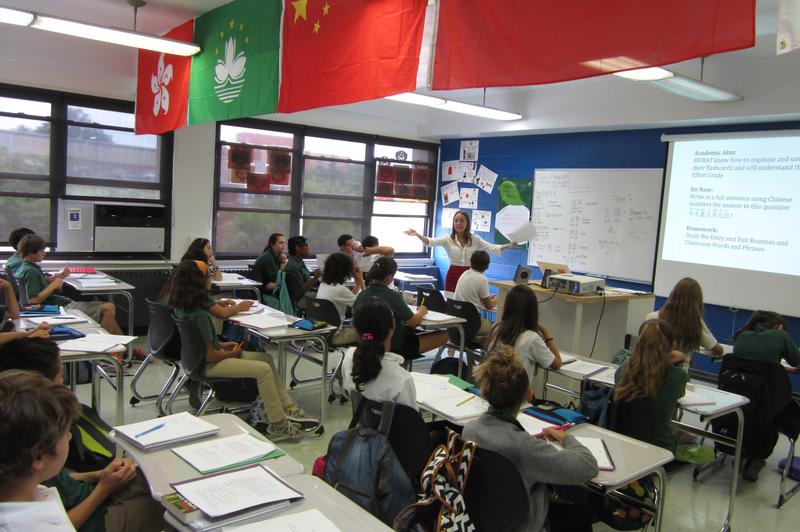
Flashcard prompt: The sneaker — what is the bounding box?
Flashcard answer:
[742,459,766,481]
[266,419,304,441]
[285,405,320,430]
[132,347,147,361]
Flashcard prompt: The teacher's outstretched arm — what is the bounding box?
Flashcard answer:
[405,228,431,246]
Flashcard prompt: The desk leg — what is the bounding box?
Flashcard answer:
[720,408,743,532]
[653,466,667,532]
[316,336,329,422]
[115,291,135,361]
[250,287,261,302]
[572,302,584,354]
[454,324,466,379]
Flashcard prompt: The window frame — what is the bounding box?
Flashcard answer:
[212,118,439,259]
[0,83,173,259]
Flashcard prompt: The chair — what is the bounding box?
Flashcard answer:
[416,288,447,313]
[129,299,183,415]
[774,399,800,508]
[168,317,248,416]
[608,397,662,449]
[463,447,529,532]
[431,299,485,374]
[5,267,27,306]
[288,298,352,404]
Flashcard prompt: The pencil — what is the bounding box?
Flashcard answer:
[456,395,475,407]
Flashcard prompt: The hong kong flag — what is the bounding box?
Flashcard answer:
[135,20,194,134]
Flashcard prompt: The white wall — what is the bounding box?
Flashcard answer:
[170,122,216,260]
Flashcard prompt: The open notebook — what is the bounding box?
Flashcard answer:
[113,412,219,451]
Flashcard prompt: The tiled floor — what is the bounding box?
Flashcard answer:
[78,350,800,531]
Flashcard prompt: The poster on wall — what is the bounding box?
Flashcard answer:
[460,140,479,161]
[67,208,81,230]
[495,178,532,249]
[475,165,498,193]
[459,187,479,209]
[456,162,477,183]
[441,207,459,228]
[441,160,459,182]
[471,210,491,232]
[441,181,460,205]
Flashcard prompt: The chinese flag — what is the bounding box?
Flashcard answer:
[432,0,755,90]
[135,20,194,134]
[278,0,427,113]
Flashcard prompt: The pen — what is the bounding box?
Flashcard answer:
[553,422,575,431]
[456,395,476,407]
[420,297,426,307]
[134,423,165,438]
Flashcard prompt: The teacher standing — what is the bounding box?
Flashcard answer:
[406,210,517,292]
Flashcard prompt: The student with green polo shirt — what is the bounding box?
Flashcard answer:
[254,233,287,294]
[614,319,688,452]
[353,256,447,362]
[15,235,124,336]
[170,260,318,440]
[286,236,321,308]
[731,310,800,367]
[4,227,34,274]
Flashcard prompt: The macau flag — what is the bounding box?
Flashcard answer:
[188,0,282,124]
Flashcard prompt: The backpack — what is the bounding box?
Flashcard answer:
[66,404,116,472]
[323,401,415,525]
[579,380,614,428]
[394,429,477,532]
[262,270,295,316]
[430,356,472,383]
[213,378,259,403]
[712,364,774,458]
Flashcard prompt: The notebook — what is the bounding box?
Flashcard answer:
[227,509,342,532]
[232,313,289,330]
[172,433,281,475]
[549,436,615,471]
[678,385,715,407]
[113,412,219,451]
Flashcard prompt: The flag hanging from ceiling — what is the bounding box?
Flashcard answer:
[134,20,194,135]
[277,0,427,114]
[188,0,282,124]
[432,0,756,90]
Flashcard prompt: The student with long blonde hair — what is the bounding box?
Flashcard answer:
[647,277,723,365]
[463,346,598,532]
[614,319,688,450]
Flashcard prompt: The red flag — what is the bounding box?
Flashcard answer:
[135,20,194,134]
[278,0,427,114]
[432,0,755,90]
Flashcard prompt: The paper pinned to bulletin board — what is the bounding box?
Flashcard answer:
[457,162,477,183]
[459,187,479,209]
[495,179,532,249]
[460,140,479,161]
[441,160,459,182]
[441,182,459,205]
[441,207,459,229]
[471,210,491,232]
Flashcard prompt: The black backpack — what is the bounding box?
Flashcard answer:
[712,364,774,458]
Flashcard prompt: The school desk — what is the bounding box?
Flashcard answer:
[416,308,467,378]
[212,272,261,301]
[489,280,655,361]
[110,413,305,500]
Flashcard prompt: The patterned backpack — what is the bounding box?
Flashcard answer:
[394,429,477,532]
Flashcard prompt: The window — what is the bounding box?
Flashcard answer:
[213,120,438,258]
[0,86,172,256]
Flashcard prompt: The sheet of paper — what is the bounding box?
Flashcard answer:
[411,373,461,404]
[494,204,532,242]
[560,360,608,378]
[233,313,289,330]
[27,315,87,325]
[408,306,452,323]
[506,222,537,243]
[471,210,491,232]
[427,392,489,421]
[475,165,498,193]
[588,366,617,386]
[456,162,477,183]
[227,509,341,532]
[459,188,478,209]
[460,140,479,161]
[560,353,577,364]
[172,433,277,474]
[58,334,137,353]
[78,273,108,280]
[440,207,459,229]
[441,160,460,182]
[173,465,302,518]
[516,412,557,435]
[679,385,716,406]
[441,182,459,206]
[228,300,264,315]
[114,412,218,449]
[574,437,614,470]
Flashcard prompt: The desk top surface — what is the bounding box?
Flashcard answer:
[64,271,135,292]
[112,413,305,500]
[490,280,653,303]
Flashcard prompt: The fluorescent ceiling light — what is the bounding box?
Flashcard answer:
[614,67,674,81]
[386,92,522,121]
[649,74,741,102]
[0,5,200,56]
[0,6,33,25]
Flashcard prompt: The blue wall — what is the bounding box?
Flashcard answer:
[436,121,800,386]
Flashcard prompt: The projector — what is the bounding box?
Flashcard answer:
[545,273,606,295]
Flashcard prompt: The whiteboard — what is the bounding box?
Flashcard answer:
[528,169,663,283]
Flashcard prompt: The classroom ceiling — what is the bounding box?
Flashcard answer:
[1,0,797,142]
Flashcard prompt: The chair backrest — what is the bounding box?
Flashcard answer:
[350,391,384,429]
[145,299,181,361]
[3,268,18,298]
[307,298,342,328]
[608,397,660,447]
[6,267,27,306]
[463,447,529,532]
[173,317,209,380]
[446,298,482,344]
[245,264,264,284]
[416,288,447,313]
[284,268,305,307]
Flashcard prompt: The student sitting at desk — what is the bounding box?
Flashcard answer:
[356,235,395,272]
[316,253,364,345]
[180,238,222,282]
[254,233,287,294]
[454,250,495,343]
[0,343,166,532]
[463,347,598,532]
[355,257,448,363]
[286,236,322,308]
[170,260,317,440]
[0,370,78,532]
[4,227,35,274]
[0,279,49,342]
[614,319,688,452]
[646,277,723,366]
[485,284,562,391]
[15,235,124,337]
[731,310,800,367]
[405,210,517,291]
[341,298,415,408]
